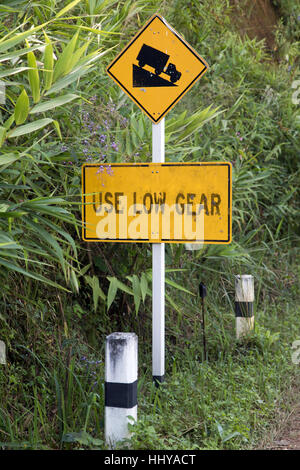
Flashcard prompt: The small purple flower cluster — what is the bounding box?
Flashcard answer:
[80,355,102,389]
[236,131,243,141]
[96,164,114,186]
[60,144,74,166]
[106,164,114,175]
[80,97,127,163]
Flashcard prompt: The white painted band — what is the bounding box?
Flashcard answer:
[105,332,138,384]
[105,406,137,448]
[236,316,255,339]
[235,275,254,302]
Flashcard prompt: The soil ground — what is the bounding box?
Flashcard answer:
[257,403,300,450]
[230,0,280,50]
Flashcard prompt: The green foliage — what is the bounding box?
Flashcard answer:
[0,0,299,452]
[0,5,111,291]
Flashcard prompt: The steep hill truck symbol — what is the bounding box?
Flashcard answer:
[133,44,181,87]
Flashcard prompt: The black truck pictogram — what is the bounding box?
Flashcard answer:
[136,44,181,83]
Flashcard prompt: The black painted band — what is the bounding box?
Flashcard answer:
[235,301,253,318]
[105,380,138,408]
[153,375,165,387]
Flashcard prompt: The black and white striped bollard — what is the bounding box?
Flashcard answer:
[235,275,254,339]
[105,332,138,448]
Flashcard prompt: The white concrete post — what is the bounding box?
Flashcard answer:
[0,340,6,365]
[235,275,254,339]
[105,332,138,448]
[152,119,165,385]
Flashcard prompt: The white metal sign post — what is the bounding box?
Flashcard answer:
[152,119,165,385]
[104,14,211,386]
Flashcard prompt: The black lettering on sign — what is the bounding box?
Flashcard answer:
[200,194,209,216]
[93,192,102,213]
[104,192,113,213]
[115,192,124,214]
[175,193,184,214]
[154,192,166,205]
[153,192,166,213]
[187,193,195,215]
[211,193,221,215]
[133,192,141,214]
[143,193,153,214]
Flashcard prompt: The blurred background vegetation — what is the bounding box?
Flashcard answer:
[0,0,299,450]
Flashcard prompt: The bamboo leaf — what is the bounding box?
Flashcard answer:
[140,273,148,303]
[0,256,69,291]
[27,48,40,103]
[43,33,54,91]
[45,65,93,95]
[112,278,133,295]
[53,31,79,82]
[30,94,79,114]
[0,22,49,54]
[0,45,42,63]
[85,275,106,312]
[107,277,118,311]
[0,127,6,148]
[40,217,77,256]
[25,217,66,274]
[3,114,15,130]
[68,41,91,72]
[0,67,29,79]
[8,118,53,138]
[70,269,79,293]
[132,274,141,315]
[165,278,195,295]
[52,120,62,140]
[55,0,82,18]
[0,210,28,218]
[0,232,19,249]
[0,153,20,165]
[14,89,29,125]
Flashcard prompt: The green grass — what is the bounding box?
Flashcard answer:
[0,254,299,450]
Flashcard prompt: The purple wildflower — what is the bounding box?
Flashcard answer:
[96,165,104,174]
[106,165,114,176]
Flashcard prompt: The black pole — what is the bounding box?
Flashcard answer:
[199,282,207,361]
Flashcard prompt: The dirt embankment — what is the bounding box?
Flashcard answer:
[230,0,280,50]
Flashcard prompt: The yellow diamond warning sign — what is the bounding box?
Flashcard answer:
[106,14,209,123]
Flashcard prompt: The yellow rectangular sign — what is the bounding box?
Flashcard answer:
[82,163,232,244]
